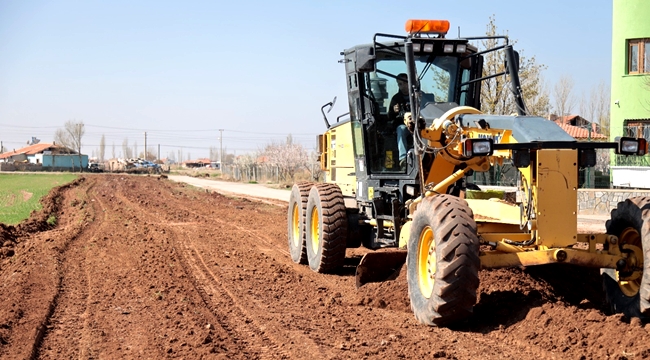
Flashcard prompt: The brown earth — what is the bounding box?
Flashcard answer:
[0,175,649,359]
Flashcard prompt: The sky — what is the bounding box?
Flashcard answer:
[0,0,612,160]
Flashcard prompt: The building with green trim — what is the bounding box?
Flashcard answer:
[610,0,650,188]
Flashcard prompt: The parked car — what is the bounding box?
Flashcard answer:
[88,163,103,173]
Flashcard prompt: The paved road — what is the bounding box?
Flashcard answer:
[168,175,290,202]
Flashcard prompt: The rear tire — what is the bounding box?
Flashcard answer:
[602,197,650,318]
[305,183,347,273]
[287,182,313,264]
[406,195,480,326]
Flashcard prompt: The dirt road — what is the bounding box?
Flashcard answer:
[1,175,648,359]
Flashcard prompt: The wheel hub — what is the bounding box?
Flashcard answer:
[417,226,436,298]
[617,227,643,297]
[291,204,300,247]
[310,206,320,251]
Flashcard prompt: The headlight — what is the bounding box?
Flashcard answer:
[463,138,493,157]
[443,44,454,53]
[423,43,434,52]
[456,44,467,53]
[617,137,647,155]
[412,43,421,52]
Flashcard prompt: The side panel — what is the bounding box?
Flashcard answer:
[324,122,357,197]
[535,149,578,248]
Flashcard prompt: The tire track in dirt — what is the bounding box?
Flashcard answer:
[31,179,99,359]
[153,187,347,289]
[89,177,249,358]
[141,181,526,358]
[112,180,339,358]
[172,224,339,359]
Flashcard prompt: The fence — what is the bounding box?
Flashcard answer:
[220,164,322,184]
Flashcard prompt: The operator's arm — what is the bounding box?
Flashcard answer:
[388,94,400,122]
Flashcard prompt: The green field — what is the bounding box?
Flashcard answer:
[0,173,78,225]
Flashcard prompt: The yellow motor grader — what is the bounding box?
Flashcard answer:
[287,19,650,326]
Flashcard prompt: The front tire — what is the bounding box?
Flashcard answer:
[305,183,347,273]
[287,182,313,264]
[406,195,480,326]
[602,197,650,318]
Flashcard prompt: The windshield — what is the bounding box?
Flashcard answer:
[367,55,461,116]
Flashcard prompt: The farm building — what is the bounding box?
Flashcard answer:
[0,143,88,170]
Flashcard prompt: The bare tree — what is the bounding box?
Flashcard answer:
[122,138,130,158]
[111,142,116,159]
[54,120,85,172]
[139,147,156,160]
[99,134,106,162]
[133,141,138,159]
[209,146,219,161]
[479,15,550,116]
[553,74,576,118]
[593,82,610,137]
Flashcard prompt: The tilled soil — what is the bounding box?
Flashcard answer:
[1,175,649,359]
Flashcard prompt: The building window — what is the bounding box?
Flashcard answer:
[628,39,650,74]
[623,119,650,141]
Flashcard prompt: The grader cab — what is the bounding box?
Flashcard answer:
[287,19,650,326]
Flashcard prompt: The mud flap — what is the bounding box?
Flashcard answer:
[355,250,407,288]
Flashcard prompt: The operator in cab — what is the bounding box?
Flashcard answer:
[388,73,412,170]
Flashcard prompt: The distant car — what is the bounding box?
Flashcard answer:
[141,160,162,173]
[88,163,103,173]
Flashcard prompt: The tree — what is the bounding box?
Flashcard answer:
[552,75,576,118]
[139,147,156,160]
[112,142,116,159]
[54,120,85,172]
[122,138,132,158]
[307,149,323,181]
[262,135,308,182]
[209,146,219,161]
[479,15,550,116]
[99,134,106,162]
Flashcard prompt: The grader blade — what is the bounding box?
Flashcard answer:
[355,250,407,288]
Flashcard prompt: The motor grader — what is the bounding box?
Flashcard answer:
[287,19,650,326]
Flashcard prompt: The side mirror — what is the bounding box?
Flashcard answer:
[321,96,337,128]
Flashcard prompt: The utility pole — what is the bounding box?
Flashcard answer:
[144,132,147,160]
[0,141,3,154]
[158,144,160,161]
[219,129,224,169]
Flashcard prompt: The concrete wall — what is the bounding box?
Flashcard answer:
[578,188,650,215]
[611,166,650,188]
[12,163,43,171]
[0,163,16,171]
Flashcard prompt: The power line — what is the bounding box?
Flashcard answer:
[0,123,317,136]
